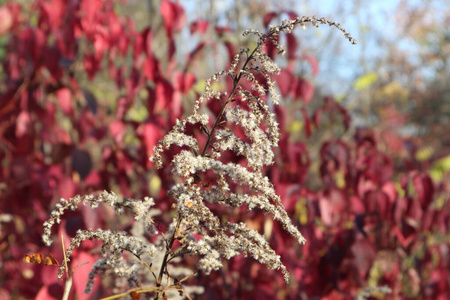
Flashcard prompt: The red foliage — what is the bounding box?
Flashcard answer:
[0,1,448,299]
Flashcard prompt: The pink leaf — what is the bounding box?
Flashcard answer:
[382,181,398,204]
[55,87,73,115]
[72,251,100,299]
[36,284,63,300]
[58,177,77,199]
[109,121,126,146]
[16,110,31,138]
[0,6,13,36]
[318,195,332,225]
[93,33,107,60]
[160,1,186,36]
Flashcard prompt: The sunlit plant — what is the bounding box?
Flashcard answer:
[40,16,356,299]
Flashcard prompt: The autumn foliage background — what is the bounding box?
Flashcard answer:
[0,0,449,299]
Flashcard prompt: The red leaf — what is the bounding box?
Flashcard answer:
[295,79,314,104]
[40,0,65,31]
[187,42,205,63]
[83,170,101,189]
[80,0,103,34]
[263,12,278,28]
[155,78,174,112]
[116,96,131,119]
[335,102,351,130]
[93,34,107,60]
[160,1,186,36]
[365,190,390,216]
[312,107,323,127]
[277,69,294,97]
[285,10,299,20]
[350,196,365,214]
[143,56,159,81]
[190,19,209,34]
[168,37,176,61]
[43,46,63,81]
[138,122,161,158]
[300,107,312,137]
[173,71,195,94]
[84,53,101,80]
[413,174,434,210]
[275,106,287,133]
[55,88,73,115]
[286,33,297,59]
[142,27,153,56]
[125,67,142,99]
[224,41,236,63]
[214,25,232,36]
[264,34,279,59]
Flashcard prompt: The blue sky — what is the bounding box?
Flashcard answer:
[183,0,405,95]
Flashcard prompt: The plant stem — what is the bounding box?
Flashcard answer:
[155,217,182,299]
[153,31,274,299]
[200,42,264,156]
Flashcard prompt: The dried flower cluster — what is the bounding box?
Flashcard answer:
[42,17,356,298]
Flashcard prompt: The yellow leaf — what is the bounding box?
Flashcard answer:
[287,120,303,133]
[193,81,225,94]
[430,155,450,181]
[415,146,434,162]
[334,170,346,189]
[149,174,161,197]
[353,72,378,90]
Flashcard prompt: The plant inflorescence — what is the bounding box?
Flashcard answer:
[41,17,356,299]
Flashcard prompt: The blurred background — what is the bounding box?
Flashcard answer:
[0,0,449,299]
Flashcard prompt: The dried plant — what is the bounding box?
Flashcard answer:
[42,17,355,299]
